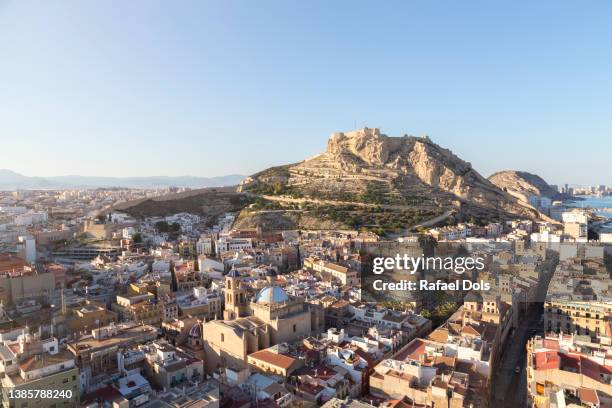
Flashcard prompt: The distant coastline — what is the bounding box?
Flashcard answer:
[569,195,612,219]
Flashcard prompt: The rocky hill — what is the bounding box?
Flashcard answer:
[238,128,541,232]
[488,170,561,203]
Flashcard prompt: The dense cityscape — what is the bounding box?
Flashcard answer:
[0,165,611,408]
[2,2,612,407]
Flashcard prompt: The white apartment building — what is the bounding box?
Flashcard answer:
[197,236,214,255]
[14,211,48,226]
[215,237,252,253]
[562,210,588,224]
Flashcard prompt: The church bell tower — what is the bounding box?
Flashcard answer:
[223,268,247,320]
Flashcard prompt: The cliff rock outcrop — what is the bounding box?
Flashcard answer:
[240,128,543,226]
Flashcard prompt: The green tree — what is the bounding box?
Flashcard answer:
[155,221,170,233]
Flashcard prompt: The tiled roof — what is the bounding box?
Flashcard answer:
[533,350,560,371]
[427,328,449,343]
[394,338,427,362]
[579,388,599,405]
[249,350,296,370]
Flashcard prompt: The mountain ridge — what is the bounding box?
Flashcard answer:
[0,169,245,189]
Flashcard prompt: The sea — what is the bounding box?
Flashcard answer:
[569,195,612,219]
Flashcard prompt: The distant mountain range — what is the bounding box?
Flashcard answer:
[0,169,245,190]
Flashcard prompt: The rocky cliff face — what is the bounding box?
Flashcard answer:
[488,170,561,203]
[240,128,542,223]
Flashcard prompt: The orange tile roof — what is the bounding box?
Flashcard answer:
[579,388,599,405]
[248,350,296,370]
[427,328,449,343]
[324,263,349,274]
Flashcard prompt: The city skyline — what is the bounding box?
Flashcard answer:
[2,3,612,408]
[1,0,612,185]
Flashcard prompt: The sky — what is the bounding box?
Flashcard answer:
[0,0,611,185]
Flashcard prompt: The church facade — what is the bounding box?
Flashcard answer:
[202,271,323,373]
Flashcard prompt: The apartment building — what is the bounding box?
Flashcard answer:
[303,257,360,286]
[544,301,612,340]
[1,338,79,408]
[67,323,158,392]
[527,333,612,407]
[141,341,204,390]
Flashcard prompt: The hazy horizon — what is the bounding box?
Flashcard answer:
[2,1,611,185]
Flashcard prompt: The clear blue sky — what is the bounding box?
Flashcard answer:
[1,0,611,185]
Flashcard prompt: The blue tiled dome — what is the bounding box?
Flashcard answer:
[188,323,202,338]
[255,286,289,304]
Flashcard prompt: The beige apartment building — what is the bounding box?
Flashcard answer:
[112,293,163,325]
[1,350,80,408]
[544,300,612,339]
[67,323,158,381]
[141,342,204,391]
[303,257,360,286]
[0,269,55,305]
[247,345,303,377]
[527,334,612,407]
[61,299,118,335]
[564,222,588,242]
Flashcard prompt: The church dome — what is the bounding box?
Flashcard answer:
[188,322,202,338]
[255,286,288,304]
[226,268,241,278]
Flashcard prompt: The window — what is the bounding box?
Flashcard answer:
[221,333,224,342]
[293,324,296,333]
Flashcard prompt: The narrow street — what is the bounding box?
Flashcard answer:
[491,309,542,407]
[490,252,558,407]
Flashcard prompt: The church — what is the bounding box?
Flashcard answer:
[202,269,323,373]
